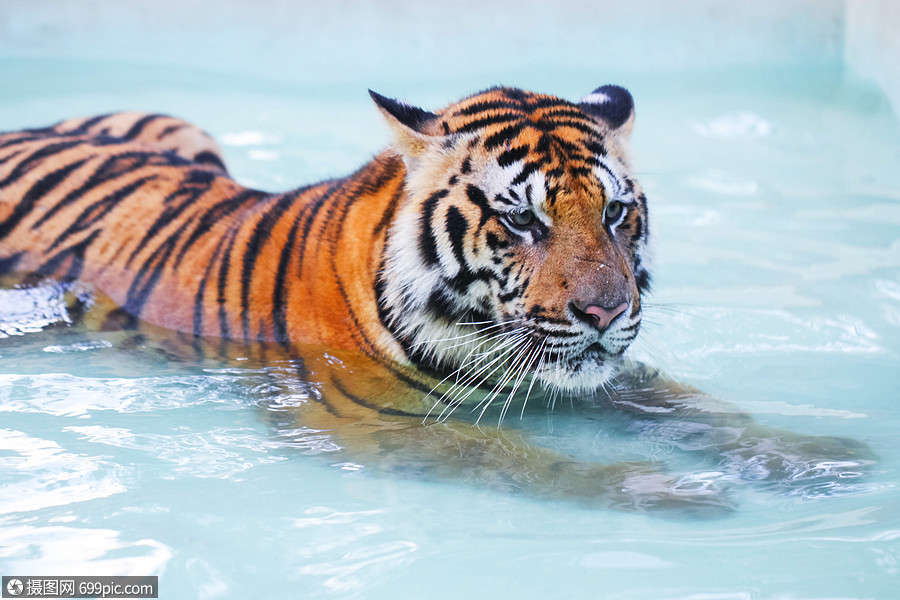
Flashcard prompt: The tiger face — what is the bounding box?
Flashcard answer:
[374,86,650,395]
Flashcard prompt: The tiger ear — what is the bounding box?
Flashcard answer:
[579,85,635,138]
[369,90,441,159]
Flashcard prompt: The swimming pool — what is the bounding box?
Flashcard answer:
[2,12,900,600]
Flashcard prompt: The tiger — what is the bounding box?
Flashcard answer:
[0,85,873,514]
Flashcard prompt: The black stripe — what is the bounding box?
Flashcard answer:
[373,268,395,343]
[528,96,576,111]
[445,206,468,271]
[373,354,443,395]
[373,183,404,236]
[419,189,449,266]
[0,252,24,276]
[636,268,651,292]
[568,166,593,178]
[498,287,521,303]
[0,134,56,151]
[126,169,216,268]
[309,381,343,417]
[511,161,542,186]
[0,140,83,191]
[456,112,521,135]
[159,123,187,138]
[483,123,525,150]
[0,148,26,167]
[330,376,424,418]
[296,181,342,277]
[193,236,226,338]
[545,183,560,208]
[492,193,517,209]
[0,158,88,241]
[496,145,529,168]
[193,151,227,172]
[425,289,467,322]
[48,175,157,252]
[240,193,297,342]
[544,118,600,137]
[174,189,257,266]
[123,114,164,140]
[455,100,525,117]
[327,194,381,356]
[121,218,191,319]
[33,151,169,230]
[272,210,303,347]
[216,229,240,339]
[550,136,586,157]
[584,140,608,157]
[332,272,378,355]
[446,266,496,295]
[485,232,509,251]
[36,229,101,281]
[535,133,553,156]
[351,155,402,197]
[464,184,492,228]
[539,107,597,123]
[67,114,114,135]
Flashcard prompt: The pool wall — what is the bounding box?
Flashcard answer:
[0,0,897,117]
[846,0,900,118]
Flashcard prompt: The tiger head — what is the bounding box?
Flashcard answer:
[374,86,650,396]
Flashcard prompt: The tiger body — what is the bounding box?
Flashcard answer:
[0,88,874,513]
[0,87,648,413]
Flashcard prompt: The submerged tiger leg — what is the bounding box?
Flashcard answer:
[601,362,877,493]
[51,112,229,173]
[259,349,734,516]
[265,401,732,515]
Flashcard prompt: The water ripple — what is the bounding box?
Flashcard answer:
[0,372,256,416]
[65,425,288,479]
[289,507,417,594]
[0,523,171,575]
[0,283,71,337]
[0,429,126,514]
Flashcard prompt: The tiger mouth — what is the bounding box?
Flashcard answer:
[583,342,608,357]
[560,341,621,370]
[421,323,628,421]
[530,336,630,392]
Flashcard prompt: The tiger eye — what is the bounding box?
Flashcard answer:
[604,200,624,223]
[511,210,535,227]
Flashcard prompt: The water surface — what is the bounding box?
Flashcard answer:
[1,58,899,599]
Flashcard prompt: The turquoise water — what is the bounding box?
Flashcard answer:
[1,57,900,599]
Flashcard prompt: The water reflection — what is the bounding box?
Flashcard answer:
[0,429,126,514]
[0,523,171,576]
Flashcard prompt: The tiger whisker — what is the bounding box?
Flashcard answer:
[519,337,548,420]
[408,319,515,350]
[435,324,524,356]
[498,340,542,426]
[436,331,531,422]
[473,337,535,425]
[425,333,524,421]
[422,328,521,422]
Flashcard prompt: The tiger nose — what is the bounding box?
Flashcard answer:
[571,301,628,332]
